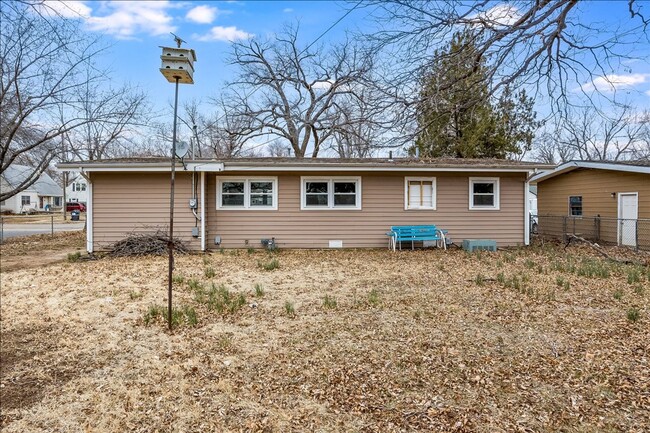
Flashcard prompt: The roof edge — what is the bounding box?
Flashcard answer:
[531,160,650,183]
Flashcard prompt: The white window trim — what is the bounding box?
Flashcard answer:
[217,176,278,211]
[469,177,500,210]
[404,177,437,210]
[568,195,583,217]
[300,176,362,210]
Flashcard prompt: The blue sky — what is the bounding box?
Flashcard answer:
[45,1,650,121]
[45,1,371,113]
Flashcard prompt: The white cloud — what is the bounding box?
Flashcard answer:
[84,1,177,39]
[468,4,521,28]
[194,26,253,42]
[582,73,649,93]
[41,1,92,18]
[283,8,294,13]
[311,80,334,90]
[186,5,219,24]
[645,89,650,97]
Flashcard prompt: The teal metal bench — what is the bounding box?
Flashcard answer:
[386,225,447,251]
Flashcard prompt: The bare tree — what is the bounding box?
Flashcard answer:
[533,105,650,163]
[66,73,149,161]
[531,132,576,165]
[366,1,650,122]
[225,25,376,158]
[0,1,149,200]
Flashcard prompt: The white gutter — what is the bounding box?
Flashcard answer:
[222,166,538,173]
[200,171,206,251]
[524,178,530,246]
[86,175,93,253]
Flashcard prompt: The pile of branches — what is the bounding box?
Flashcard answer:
[109,230,189,257]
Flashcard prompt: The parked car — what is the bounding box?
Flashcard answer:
[66,202,86,212]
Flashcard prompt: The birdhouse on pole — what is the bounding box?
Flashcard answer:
[159,34,196,84]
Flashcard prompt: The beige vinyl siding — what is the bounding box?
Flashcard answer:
[537,168,650,218]
[91,172,201,251]
[207,171,526,248]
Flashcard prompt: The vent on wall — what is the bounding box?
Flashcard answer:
[329,240,343,248]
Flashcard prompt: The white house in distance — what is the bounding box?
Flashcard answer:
[66,172,89,204]
[1,164,63,213]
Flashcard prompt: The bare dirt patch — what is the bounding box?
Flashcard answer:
[1,242,649,432]
[0,231,86,271]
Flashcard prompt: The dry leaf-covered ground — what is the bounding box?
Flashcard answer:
[1,241,649,432]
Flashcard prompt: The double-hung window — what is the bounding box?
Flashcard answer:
[405,177,436,210]
[217,177,277,210]
[301,177,361,210]
[469,177,500,210]
[568,196,582,216]
[21,196,30,206]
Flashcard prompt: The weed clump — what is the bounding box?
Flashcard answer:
[322,295,337,309]
[67,251,81,262]
[259,258,279,271]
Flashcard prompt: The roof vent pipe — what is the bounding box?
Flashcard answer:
[415,147,420,159]
[388,151,393,161]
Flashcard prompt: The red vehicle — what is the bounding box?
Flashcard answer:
[66,202,86,212]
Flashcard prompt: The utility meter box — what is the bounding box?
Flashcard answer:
[160,46,197,84]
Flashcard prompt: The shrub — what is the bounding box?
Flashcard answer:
[204,267,216,278]
[67,251,81,262]
[368,289,380,306]
[323,295,337,309]
[284,301,295,316]
[197,283,247,314]
[627,307,641,323]
[259,258,279,271]
[627,268,641,284]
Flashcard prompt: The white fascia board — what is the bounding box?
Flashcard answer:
[188,163,224,172]
[532,161,650,183]
[57,162,225,173]
[222,165,536,173]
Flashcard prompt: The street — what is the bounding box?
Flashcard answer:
[0,222,85,241]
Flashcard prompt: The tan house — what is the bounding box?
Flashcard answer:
[532,160,650,248]
[58,158,549,252]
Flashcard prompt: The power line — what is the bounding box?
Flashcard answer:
[300,0,364,55]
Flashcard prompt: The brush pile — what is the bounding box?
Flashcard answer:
[109,230,189,256]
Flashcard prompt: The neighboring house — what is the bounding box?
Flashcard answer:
[531,160,650,248]
[58,157,551,253]
[66,173,89,204]
[1,165,63,213]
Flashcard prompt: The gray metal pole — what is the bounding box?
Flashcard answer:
[51,215,54,237]
[168,76,180,331]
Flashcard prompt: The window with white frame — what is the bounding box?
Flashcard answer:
[217,177,277,210]
[21,195,30,205]
[405,177,436,210]
[568,196,582,216]
[301,177,361,210]
[469,177,500,210]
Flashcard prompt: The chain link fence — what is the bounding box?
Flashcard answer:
[532,214,650,250]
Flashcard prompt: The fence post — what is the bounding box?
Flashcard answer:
[51,214,54,237]
[595,214,600,242]
[562,216,567,243]
[0,217,3,244]
[636,219,639,252]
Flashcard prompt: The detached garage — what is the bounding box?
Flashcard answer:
[531,160,650,249]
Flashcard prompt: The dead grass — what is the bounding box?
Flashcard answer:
[1,242,649,432]
[0,231,86,271]
[1,213,86,224]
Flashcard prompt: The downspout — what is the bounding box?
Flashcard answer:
[78,169,93,253]
[200,171,206,251]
